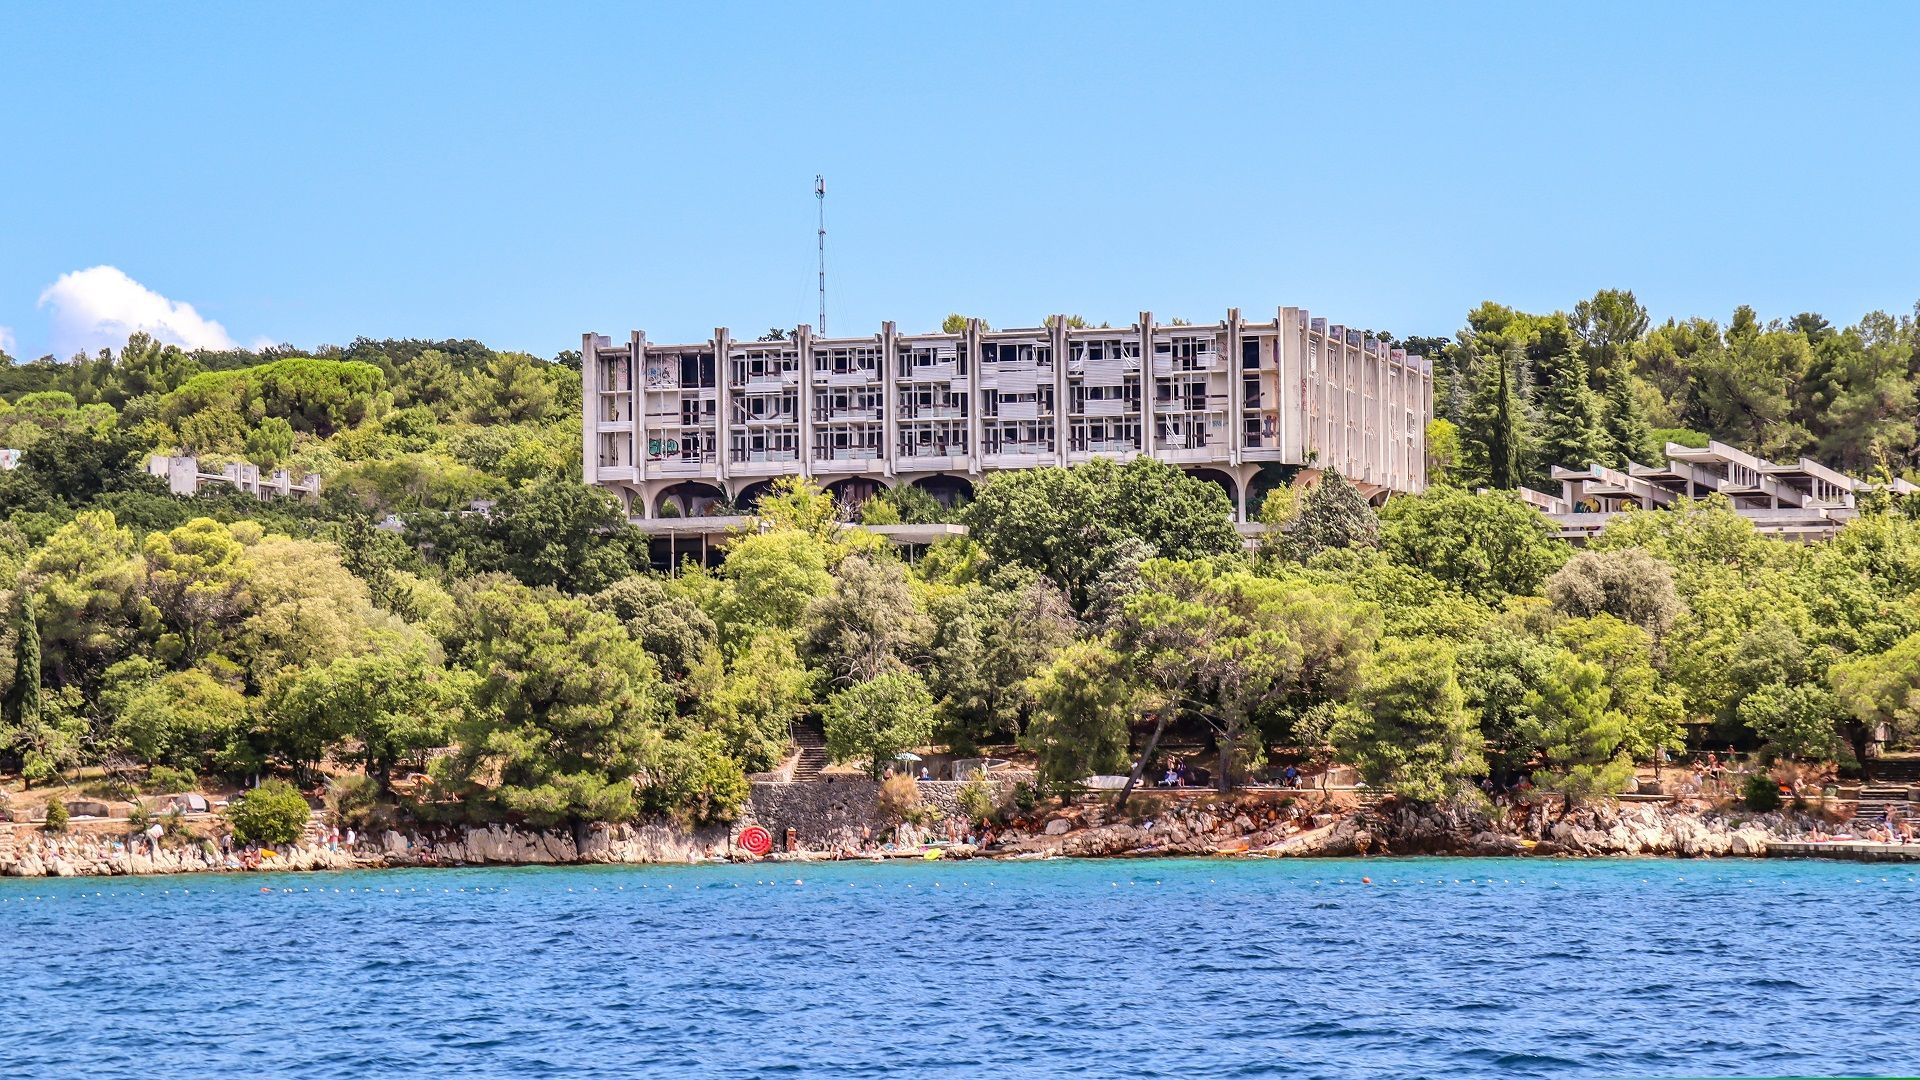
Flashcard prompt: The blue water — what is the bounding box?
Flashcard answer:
[2,857,1916,1078]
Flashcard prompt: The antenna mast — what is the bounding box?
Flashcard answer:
[815,174,827,335]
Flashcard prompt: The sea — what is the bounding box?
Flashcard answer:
[2,856,1914,1078]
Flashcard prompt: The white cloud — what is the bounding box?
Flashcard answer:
[0,325,15,357]
[37,265,239,355]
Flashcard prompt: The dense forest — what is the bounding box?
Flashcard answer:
[1412,291,1920,489]
[0,290,1917,832]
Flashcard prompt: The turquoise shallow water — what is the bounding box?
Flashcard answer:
[2,856,1916,1078]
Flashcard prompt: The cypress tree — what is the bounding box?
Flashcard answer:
[1486,353,1522,490]
[13,596,39,732]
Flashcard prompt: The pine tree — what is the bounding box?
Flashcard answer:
[1286,469,1380,560]
[1531,316,1608,481]
[1573,289,1654,467]
[1601,362,1654,466]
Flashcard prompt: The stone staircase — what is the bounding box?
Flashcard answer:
[1854,784,1914,821]
[789,720,829,783]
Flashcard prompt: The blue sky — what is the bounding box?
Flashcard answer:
[3,2,1917,360]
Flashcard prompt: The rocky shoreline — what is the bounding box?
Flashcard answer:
[0,791,1843,879]
[989,795,1818,860]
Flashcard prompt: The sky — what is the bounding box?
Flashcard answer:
[3,2,1918,360]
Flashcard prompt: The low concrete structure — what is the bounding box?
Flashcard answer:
[148,455,321,500]
[1523,440,1916,542]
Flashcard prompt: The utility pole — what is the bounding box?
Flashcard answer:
[815,174,827,336]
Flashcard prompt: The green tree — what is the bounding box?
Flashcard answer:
[1830,632,1920,779]
[590,574,717,679]
[267,646,461,787]
[1739,681,1841,761]
[822,670,936,780]
[1457,628,1556,786]
[923,572,1076,751]
[687,630,815,772]
[1022,640,1137,787]
[102,660,247,771]
[1330,637,1482,802]
[1120,560,1377,791]
[639,729,749,825]
[10,593,39,738]
[1524,648,1633,803]
[1425,418,1462,486]
[1283,470,1379,561]
[1573,289,1654,466]
[964,457,1237,613]
[1531,313,1609,476]
[802,553,930,685]
[1544,548,1683,636]
[438,580,672,826]
[226,778,313,845]
[27,511,160,689]
[708,528,835,643]
[1381,487,1567,600]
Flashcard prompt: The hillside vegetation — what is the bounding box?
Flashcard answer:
[0,296,1915,827]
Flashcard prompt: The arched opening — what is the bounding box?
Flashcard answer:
[824,476,888,517]
[653,481,728,519]
[734,479,779,514]
[1245,463,1304,521]
[1184,467,1239,518]
[910,474,975,510]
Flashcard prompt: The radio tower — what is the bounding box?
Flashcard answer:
[815,174,827,335]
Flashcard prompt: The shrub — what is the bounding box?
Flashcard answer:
[42,799,68,833]
[324,774,386,831]
[640,731,749,826]
[1011,781,1037,814]
[227,779,312,845]
[1741,772,1782,813]
[161,807,192,846]
[144,766,198,795]
[956,778,1000,825]
[875,772,922,824]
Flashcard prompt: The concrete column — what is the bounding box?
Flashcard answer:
[964,319,984,475]
[796,324,815,480]
[1050,315,1069,467]
[712,327,731,483]
[1138,311,1155,457]
[1277,307,1296,461]
[632,330,648,501]
[881,320,899,479]
[581,332,599,485]
[1225,307,1244,466]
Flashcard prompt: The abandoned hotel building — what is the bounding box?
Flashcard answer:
[582,308,1435,525]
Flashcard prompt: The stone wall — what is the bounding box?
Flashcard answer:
[744,779,994,849]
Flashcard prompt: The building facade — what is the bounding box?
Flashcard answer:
[583,307,1433,522]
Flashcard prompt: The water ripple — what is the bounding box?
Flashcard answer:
[1,857,1916,1077]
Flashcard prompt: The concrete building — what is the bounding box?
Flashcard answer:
[583,308,1433,523]
[148,455,322,500]
[1527,440,1917,542]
